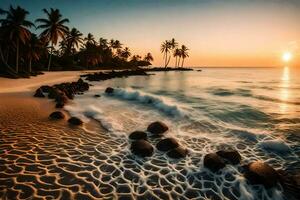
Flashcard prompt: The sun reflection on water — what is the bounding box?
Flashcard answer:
[279,66,290,114]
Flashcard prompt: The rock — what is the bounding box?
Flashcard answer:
[105,87,114,94]
[40,85,52,93]
[204,153,226,172]
[48,88,62,99]
[243,161,279,188]
[49,111,65,120]
[216,150,241,165]
[34,88,45,97]
[129,131,147,140]
[68,117,83,126]
[94,94,101,98]
[55,102,64,108]
[130,140,154,157]
[167,146,188,159]
[156,138,179,151]
[55,93,69,104]
[147,121,168,135]
[277,170,300,199]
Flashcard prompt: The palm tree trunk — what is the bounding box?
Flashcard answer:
[175,56,177,67]
[0,47,17,74]
[181,58,184,68]
[47,43,53,71]
[166,55,171,67]
[16,39,19,73]
[164,52,167,68]
[29,58,32,73]
[178,57,181,68]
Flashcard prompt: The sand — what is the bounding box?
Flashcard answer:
[0,71,110,199]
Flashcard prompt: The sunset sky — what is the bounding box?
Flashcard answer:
[2,0,300,67]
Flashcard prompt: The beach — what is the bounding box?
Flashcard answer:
[1,68,300,200]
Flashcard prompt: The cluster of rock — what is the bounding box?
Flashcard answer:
[129,121,188,159]
[81,70,148,82]
[49,111,83,126]
[203,149,299,191]
[34,78,90,108]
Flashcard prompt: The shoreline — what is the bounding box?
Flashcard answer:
[1,69,299,199]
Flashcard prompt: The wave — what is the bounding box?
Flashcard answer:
[106,88,184,117]
[209,87,252,97]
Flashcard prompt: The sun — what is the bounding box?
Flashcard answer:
[282,52,292,62]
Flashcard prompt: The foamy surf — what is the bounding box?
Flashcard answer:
[106,88,184,117]
[58,68,300,199]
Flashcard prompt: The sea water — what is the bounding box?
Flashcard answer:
[65,67,300,199]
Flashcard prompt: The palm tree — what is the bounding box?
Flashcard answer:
[0,6,34,73]
[144,52,153,63]
[99,37,108,49]
[36,8,69,71]
[160,40,171,68]
[179,45,189,68]
[109,39,122,55]
[25,34,43,73]
[173,48,181,67]
[66,28,83,54]
[84,33,96,45]
[121,47,131,60]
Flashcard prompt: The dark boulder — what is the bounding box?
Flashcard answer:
[34,88,45,98]
[130,140,154,157]
[167,146,188,159]
[68,117,83,126]
[105,87,114,94]
[216,150,241,165]
[49,111,65,120]
[56,102,65,108]
[277,170,300,199]
[147,121,168,135]
[40,85,52,93]
[204,153,226,172]
[55,93,69,104]
[156,138,179,151]
[243,161,279,188]
[94,94,101,98]
[129,131,147,140]
[48,88,62,99]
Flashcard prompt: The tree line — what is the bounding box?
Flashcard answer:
[0,5,154,77]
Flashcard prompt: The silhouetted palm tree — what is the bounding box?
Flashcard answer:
[121,47,131,60]
[161,40,171,68]
[84,33,96,45]
[179,45,189,68]
[144,53,153,62]
[99,37,108,49]
[0,5,34,73]
[66,28,83,54]
[36,8,69,71]
[173,48,181,67]
[25,34,43,73]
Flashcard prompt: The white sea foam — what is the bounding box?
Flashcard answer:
[107,88,184,117]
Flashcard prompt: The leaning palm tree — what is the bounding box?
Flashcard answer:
[180,45,189,68]
[144,52,153,63]
[66,28,83,54]
[173,48,181,67]
[160,40,171,68]
[84,33,96,45]
[25,34,43,73]
[0,6,34,73]
[36,8,69,71]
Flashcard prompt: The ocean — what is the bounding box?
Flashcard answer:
[65,67,300,199]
